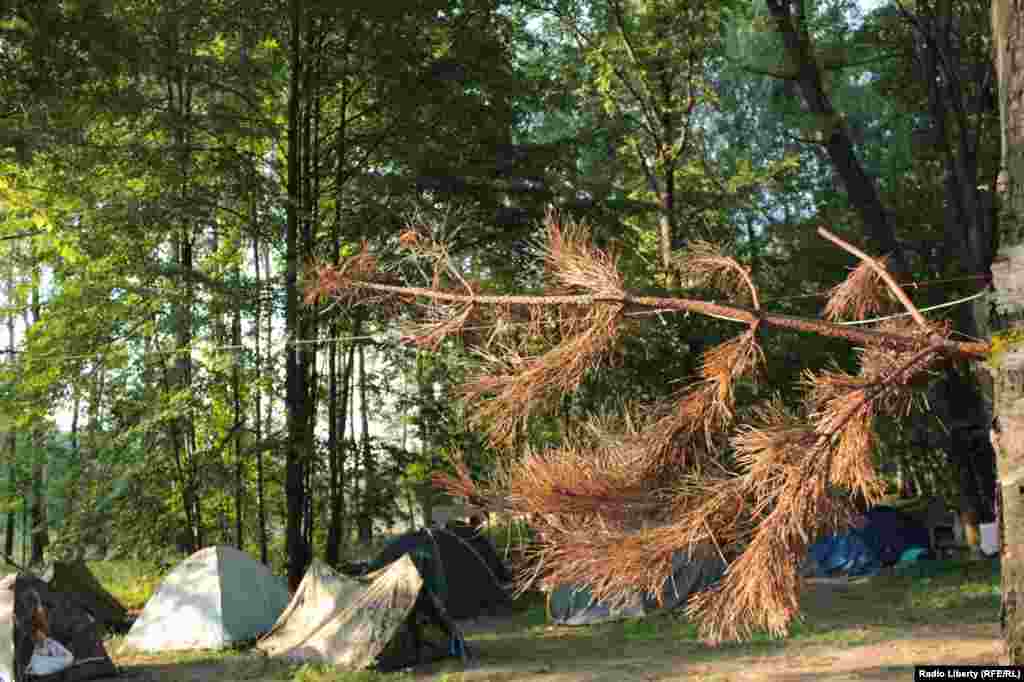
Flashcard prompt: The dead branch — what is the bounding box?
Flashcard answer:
[312,214,992,645]
[311,268,988,360]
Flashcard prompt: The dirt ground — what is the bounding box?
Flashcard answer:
[432,621,999,682]
[416,578,1003,682]
[112,578,1003,682]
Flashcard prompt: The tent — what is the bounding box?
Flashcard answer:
[547,547,727,626]
[44,562,129,633]
[804,531,879,577]
[125,545,289,651]
[366,528,510,620]
[444,521,514,585]
[859,506,932,565]
[803,506,933,578]
[258,556,467,671]
[0,573,118,682]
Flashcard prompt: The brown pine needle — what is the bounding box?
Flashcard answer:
[823,258,895,322]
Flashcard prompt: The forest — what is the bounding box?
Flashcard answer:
[6,0,1024,672]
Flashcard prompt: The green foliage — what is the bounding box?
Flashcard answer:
[86,559,163,611]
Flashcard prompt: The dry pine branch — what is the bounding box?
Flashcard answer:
[313,213,989,644]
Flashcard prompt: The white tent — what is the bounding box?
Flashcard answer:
[125,545,289,651]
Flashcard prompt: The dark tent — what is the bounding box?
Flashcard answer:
[444,521,513,585]
[548,547,726,626]
[859,506,932,565]
[45,562,129,633]
[0,573,119,682]
[367,528,510,620]
[805,531,879,577]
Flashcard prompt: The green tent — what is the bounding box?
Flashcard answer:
[548,548,726,626]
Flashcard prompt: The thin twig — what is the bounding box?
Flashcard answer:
[818,228,929,331]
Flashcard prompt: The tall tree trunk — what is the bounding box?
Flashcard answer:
[989,0,1024,661]
[64,386,81,547]
[4,268,16,561]
[25,280,46,565]
[325,52,352,567]
[357,343,373,544]
[232,275,244,551]
[764,0,907,273]
[326,320,357,566]
[253,220,268,565]
[284,0,311,591]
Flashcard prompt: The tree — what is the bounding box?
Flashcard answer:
[736,0,1000,549]
[989,0,1024,662]
[308,210,986,643]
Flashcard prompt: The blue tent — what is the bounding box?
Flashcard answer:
[807,530,880,577]
[805,506,932,577]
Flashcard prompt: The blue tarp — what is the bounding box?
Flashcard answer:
[808,530,880,577]
[805,506,932,577]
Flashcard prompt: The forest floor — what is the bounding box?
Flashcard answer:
[108,559,1003,682]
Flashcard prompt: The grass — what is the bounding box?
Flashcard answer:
[97,556,1001,681]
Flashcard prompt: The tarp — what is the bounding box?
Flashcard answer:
[257,556,423,670]
[804,506,932,578]
[806,532,879,577]
[0,573,118,682]
[548,548,726,626]
[125,545,289,652]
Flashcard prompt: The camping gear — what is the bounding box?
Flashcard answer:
[366,528,510,620]
[547,547,726,626]
[804,506,932,578]
[44,562,129,633]
[548,586,645,626]
[0,573,118,682]
[925,497,958,557]
[258,556,468,671]
[981,522,1000,556]
[805,531,879,577]
[859,506,932,565]
[444,521,514,585]
[125,545,289,652]
[26,637,74,677]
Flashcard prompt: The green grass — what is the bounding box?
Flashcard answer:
[290,663,413,682]
[87,559,164,610]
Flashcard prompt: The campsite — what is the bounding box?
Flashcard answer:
[5,0,1024,679]
[0,503,1001,682]
[95,545,1004,681]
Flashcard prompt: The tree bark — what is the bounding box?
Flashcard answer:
[357,343,374,544]
[25,279,46,565]
[4,268,16,561]
[326,319,357,566]
[284,0,312,591]
[989,0,1024,660]
[764,0,908,273]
